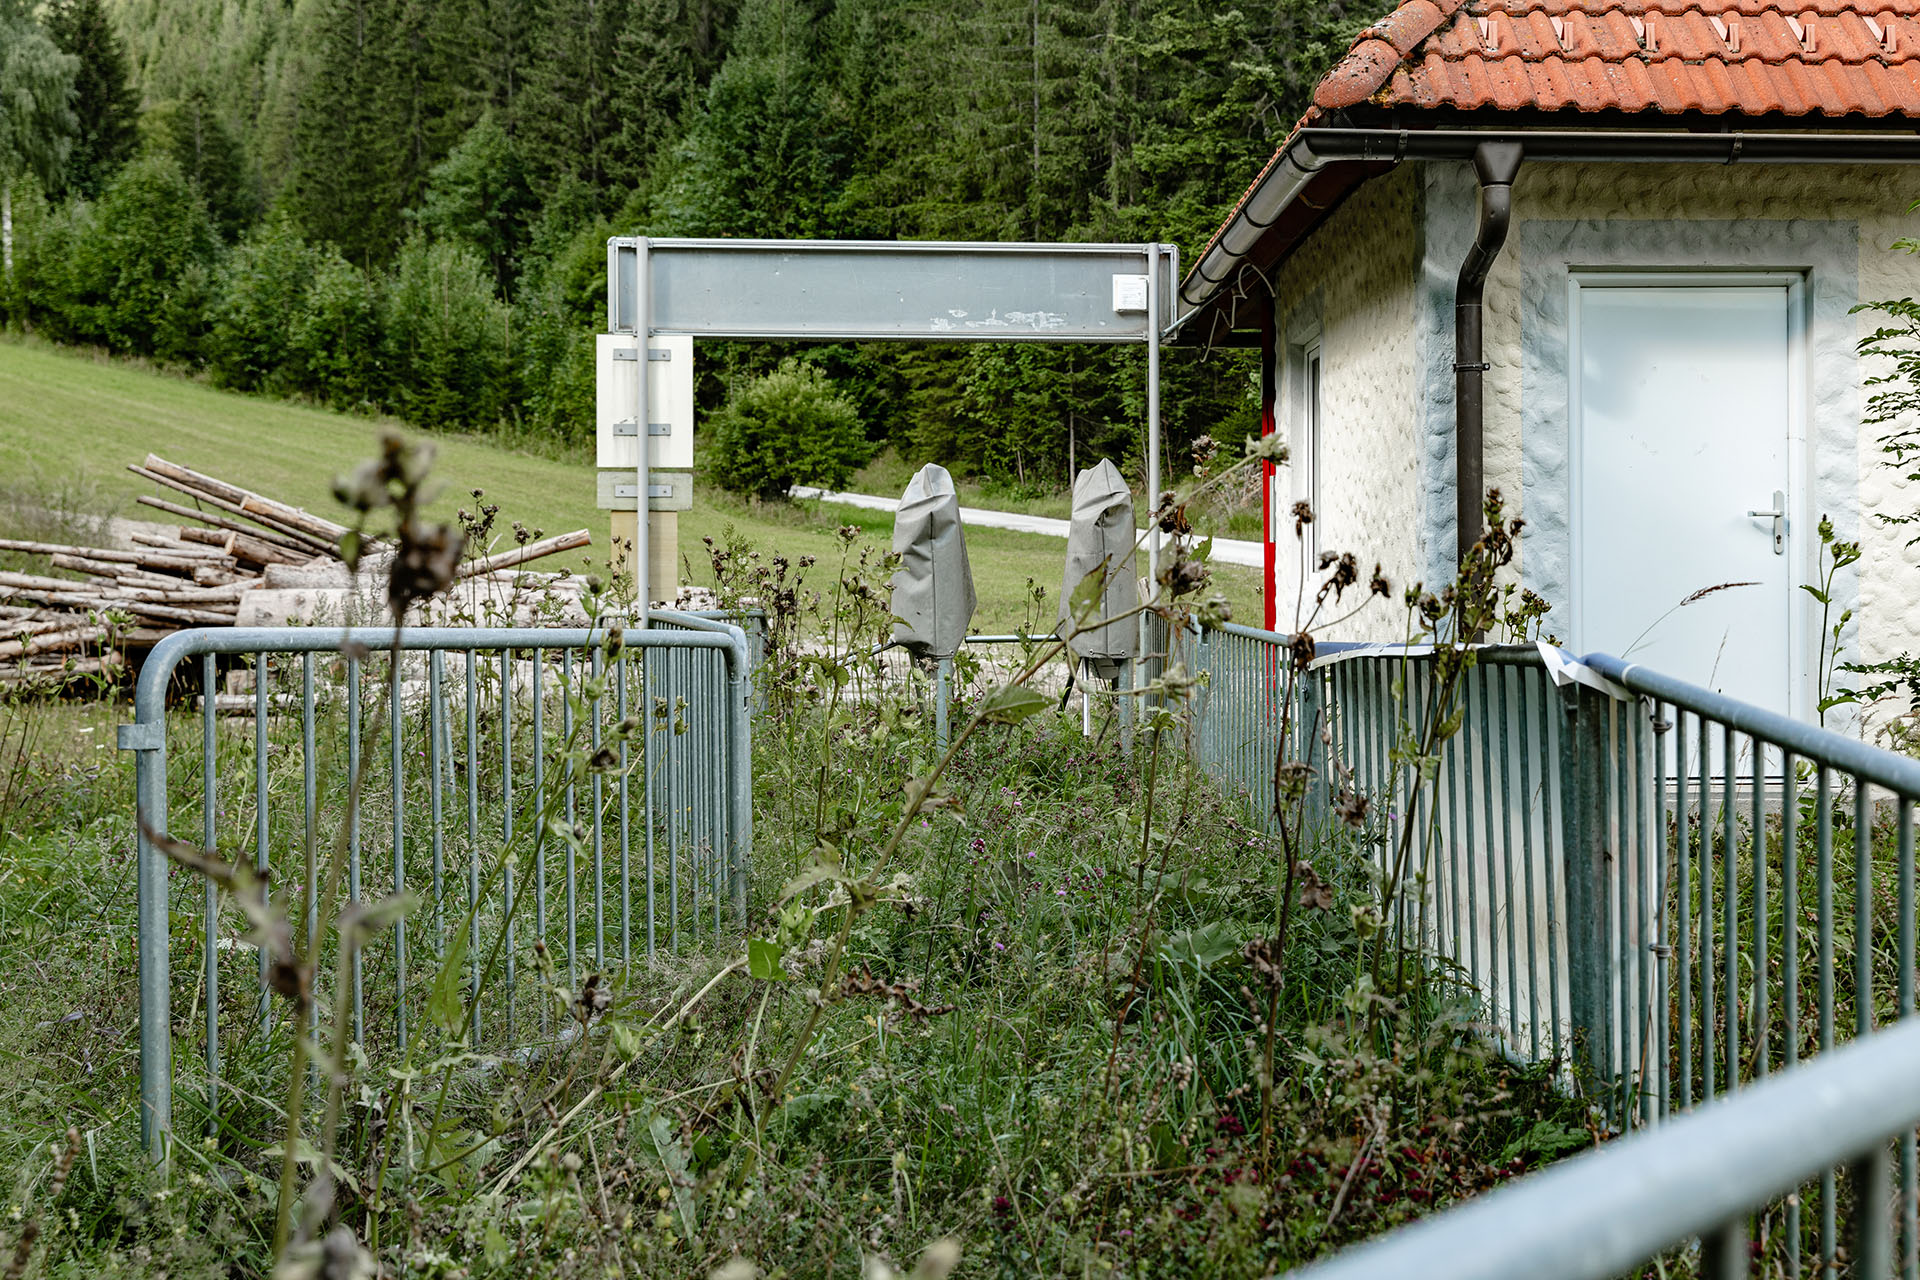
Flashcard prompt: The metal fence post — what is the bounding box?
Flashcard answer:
[1299,667,1327,844]
[120,697,172,1163]
[935,656,951,751]
[1558,681,1614,1101]
[729,628,754,928]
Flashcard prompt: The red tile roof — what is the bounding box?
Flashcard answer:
[1316,0,1920,118]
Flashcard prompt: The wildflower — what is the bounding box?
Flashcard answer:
[1332,788,1369,830]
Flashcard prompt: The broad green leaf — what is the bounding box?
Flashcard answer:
[649,1113,698,1240]
[979,684,1050,724]
[426,920,471,1036]
[747,937,789,981]
[1068,560,1108,627]
[779,850,848,904]
[339,891,421,945]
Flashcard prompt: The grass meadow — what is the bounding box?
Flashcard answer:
[0,337,1262,635]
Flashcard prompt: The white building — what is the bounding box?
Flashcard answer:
[1173,0,1920,723]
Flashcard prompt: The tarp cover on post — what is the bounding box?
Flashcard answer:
[1060,459,1138,679]
[889,464,976,658]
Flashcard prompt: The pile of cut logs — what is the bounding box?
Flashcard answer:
[0,455,593,685]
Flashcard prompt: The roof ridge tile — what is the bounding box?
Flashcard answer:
[1308,0,1920,119]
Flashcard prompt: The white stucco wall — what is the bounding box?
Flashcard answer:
[1266,163,1425,643]
[1470,162,1920,688]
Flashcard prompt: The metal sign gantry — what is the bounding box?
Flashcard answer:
[601,237,1177,614]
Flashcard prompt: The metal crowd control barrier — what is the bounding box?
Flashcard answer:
[1189,623,1920,1273]
[121,616,753,1158]
[1295,1013,1920,1280]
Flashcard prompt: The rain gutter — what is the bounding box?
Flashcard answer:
[1176,125,1920,573]
[1176,126,1920,324]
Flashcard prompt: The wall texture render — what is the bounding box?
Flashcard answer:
[1454,162,1920,703]
[1267,163,1424,642]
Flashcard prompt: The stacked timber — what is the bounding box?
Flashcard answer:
[0,454,594,685]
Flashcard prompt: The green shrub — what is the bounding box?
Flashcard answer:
[7,181,88,340]
[289,248,385,413]
[513,217,610,444]
[383,234,511,431]
[41,152,218,356]
[208,216,316,392]
[708,358,868,500]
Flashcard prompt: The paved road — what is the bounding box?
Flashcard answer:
[790,486,1264,568]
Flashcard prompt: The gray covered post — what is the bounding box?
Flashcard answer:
[889,464,977,746]
[1061,460,1139,740]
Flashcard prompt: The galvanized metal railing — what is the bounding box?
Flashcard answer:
[1296,1012,1920,1280]
[121,615,753,1158]
[1186,621,1920,1271]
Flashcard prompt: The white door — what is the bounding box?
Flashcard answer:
[1571,278,1799,717]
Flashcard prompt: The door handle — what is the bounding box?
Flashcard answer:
[1746,489,1785,555]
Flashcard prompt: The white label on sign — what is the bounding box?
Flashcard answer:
[596,333,694,469]
[1111,274,1149,314]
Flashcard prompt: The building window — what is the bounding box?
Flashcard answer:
[1299,339,1322,556]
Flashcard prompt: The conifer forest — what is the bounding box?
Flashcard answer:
[0,0,1364,491]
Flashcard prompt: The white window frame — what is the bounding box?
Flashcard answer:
[1293,337,1323,558]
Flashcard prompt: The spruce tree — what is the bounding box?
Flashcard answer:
[46,0,138,200]
[151,88,255,239]
[666,0,840,237]
[610,0,736,193]
[518,0,626,206]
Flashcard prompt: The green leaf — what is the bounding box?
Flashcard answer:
[979,684,1050,725]
[747,937,789,981]
[1068,560,1107,628]
[1192,536,1213,564]
[426,920,471,1036]
[1800,584,1832,605]
[649,1113,698,1240]
[779,849,849,904]
[338,891,420,945]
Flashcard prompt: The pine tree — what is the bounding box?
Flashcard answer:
[666,0,841,237]
[0,0,78,277]
[150,88,255,239]
[610,0,736,192]
[518,0,626,204]
[282,0,459,265]
[46,0,138,200]
[415,110,534,296]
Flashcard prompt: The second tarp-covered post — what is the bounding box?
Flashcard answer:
[889,463,977,745]
[1061,459,1138,739]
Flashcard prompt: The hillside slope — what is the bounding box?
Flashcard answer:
[0,340,1260,632]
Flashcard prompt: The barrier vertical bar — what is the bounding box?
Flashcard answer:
[1900,796,1917,1280]
[391,652,407,1053]
[1784,748,1803,1276]
[465,651,480,1045]
[1559,681,1612,1096]
[1818,763,1837,1269]
[348,657,363,1048]
[1752,735,1768,1085]
[500,649,516,1039]
[1723,722,1738,1094]
[201,652,219,1126]
[255,654,270,1027]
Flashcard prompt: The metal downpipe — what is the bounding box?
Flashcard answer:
[1454,141,1523,572]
